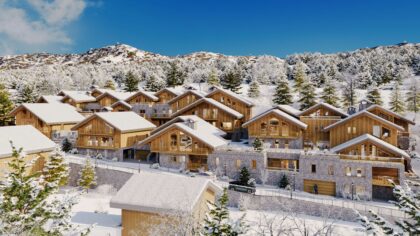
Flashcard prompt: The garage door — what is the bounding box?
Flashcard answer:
[304,179,336,196]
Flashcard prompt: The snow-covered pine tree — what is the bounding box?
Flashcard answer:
[0,142,86,235]
[220,69,242,94]
[298,80,317,110]
[78,159,97,192]
[389,83,405,114]
[123,71,140,92]
[253,138,263,152]
[104,79,116,90]
[44,146,69,186]
[16,84,38,104]
[278,174,289,189]
[272,78,293,105]
[406,79,420,113]
[202,188,247,236]
[166,62,185,87]
[207,69,220,86]
[341,75,357,108]
[292,61,307,92]
[0,83,14,126]
[366,82,383,106]
[320,78,340,107]
[62,138,73,153]
[247,81,260,98]
[238,167,252,187]
[144,76,165,92]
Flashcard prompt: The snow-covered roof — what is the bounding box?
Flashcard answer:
[97,91,134,101]
[243,108,308,129]
[91,88,115,95]
[154,87,184,97]
[206,86,254,107]
[60,91,96,103]
[37,95,63,104]
[276,105,301,117]
[10,103,85,125]
[110,172,221,214]
[330,133,409,158]
[298,102,348,118]
[171,98,244,119]
[151,115,226,137]
[72,111,156,132]
[139,117,228,149]
[110,100,132,109]
[0,125,56,158]
[323,110,405,132]
[125,90,159,102]
[167,90,207,105]
[366,105,416,125]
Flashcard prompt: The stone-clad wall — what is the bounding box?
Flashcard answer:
[249,137,303,149]
[77,148,124,161]
[159,153,186,170]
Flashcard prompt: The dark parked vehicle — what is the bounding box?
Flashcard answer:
[228,181,256,194]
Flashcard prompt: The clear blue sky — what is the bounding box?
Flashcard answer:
[1,0,420,57]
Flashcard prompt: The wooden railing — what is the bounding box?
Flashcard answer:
[300,116,342,120]
[372,176,399,186]
[339,154,404,163]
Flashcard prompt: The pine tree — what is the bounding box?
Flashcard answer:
[366,82,383,106]
[44,146,69,186]
[62,138,73,153]
[220,69,242,94]
[406,80,420,113]
[0,83,14,126]
[0,142,85,235]
[247,81,260,98]
[208,69,220,86]
[320,79,339,107]
[238,167,254,187]
[278,174,289,189]
[104,79,116,90]
[252,138,263,152]
[293,61,307,92]
[78,159,97,192]
[389,83,405,114]
[144,76,165,92]
[16,84,38,104]
[123,71,140,92]
[202,188,247,236]
[273,78,293,105]
[298,80,317,110]
[341,76,357,108]
[166,62,185,87]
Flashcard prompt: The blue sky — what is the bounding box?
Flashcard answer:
[1,0,420,57]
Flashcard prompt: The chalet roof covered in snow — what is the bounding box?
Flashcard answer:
[323,110,405,132]
[330,133,409,158]
[154,87,184,97]
[138,117,228,149]
[110,100,132,109]
[206,86,254,107]
[151,115,226,137]
[90,88,115,95]
[110,172,221,214]
[366,105,416,125]
[276,105,301,117]
[72,111,156,132]
[125,90,159,102]
[37,95,64,104]
[167,89,207,105]
[171,98,244,119]
[97,91,134,101]
[0,125,56,158]
[60,91,96,103]
[243,107,308,129]
[298,102,348,118]
[10,103,85,125]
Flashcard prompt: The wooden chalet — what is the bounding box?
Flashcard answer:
[110,172,221,236]
[111,101,132,112]
[167,90,206,113]
[138,115,227,171]
[96,91,134,108]
[71,111,156,160]
[0,125,56,178]
[125,90,159,105]
[37,95,63,104]
[206,86,254,121]
[170,98,244,134]
[154,88,183,104]
[298,103,348,148]
[90,88,115,98]
[9,103,84,140]
[242,107,307,149]
[59,91,97,110]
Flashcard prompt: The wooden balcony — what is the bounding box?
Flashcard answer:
[156,146,209,155]
[372,176,399,187]
[339,154,404,163]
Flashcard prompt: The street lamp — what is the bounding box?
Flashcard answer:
[351,182,354,200]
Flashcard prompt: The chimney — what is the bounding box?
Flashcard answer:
[358,99,372,111]
[186,119,197,130]
[347,106,356,115]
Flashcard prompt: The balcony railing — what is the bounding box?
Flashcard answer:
[339,154,404,163]
[372,176,399,186]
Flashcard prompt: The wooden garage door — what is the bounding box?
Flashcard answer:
[304,179,336,196]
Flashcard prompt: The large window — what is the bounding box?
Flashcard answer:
[179,132,192,151]
[281,122,289,137]
[221,122,233,130]
[267,158,298,171]
[170,133,177,147]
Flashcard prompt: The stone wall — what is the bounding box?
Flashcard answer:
[68,163,133,190]
[159,153,186,170]
[77,148,124,161]
[249,137,303,149]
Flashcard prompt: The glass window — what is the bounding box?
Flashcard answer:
[357,168,362,177]
[311,164,316,173]
[236,159,241,169]
[345,167,351,176]
[373,126,380,137]
[170,133,177,146]
[252,160,257,169]
[269,118,279,126]
[328,165,334,175]
[347,127,351,134]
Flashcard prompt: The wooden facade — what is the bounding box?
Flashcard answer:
[112,103,131,112]
[13,108,75,138]
[246,112,304,139]
[367,106,413,132]
[72,116,151,150]
[336,140,402,158]
[328,114,399,148]
[169,91,203,112]
[97,93,119,107]
[155,89,178,104]
[0,152,49,180]
[126,92,156,105]
[61,96,89,110]
[206,90,252,121]
[303,179,336,196]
